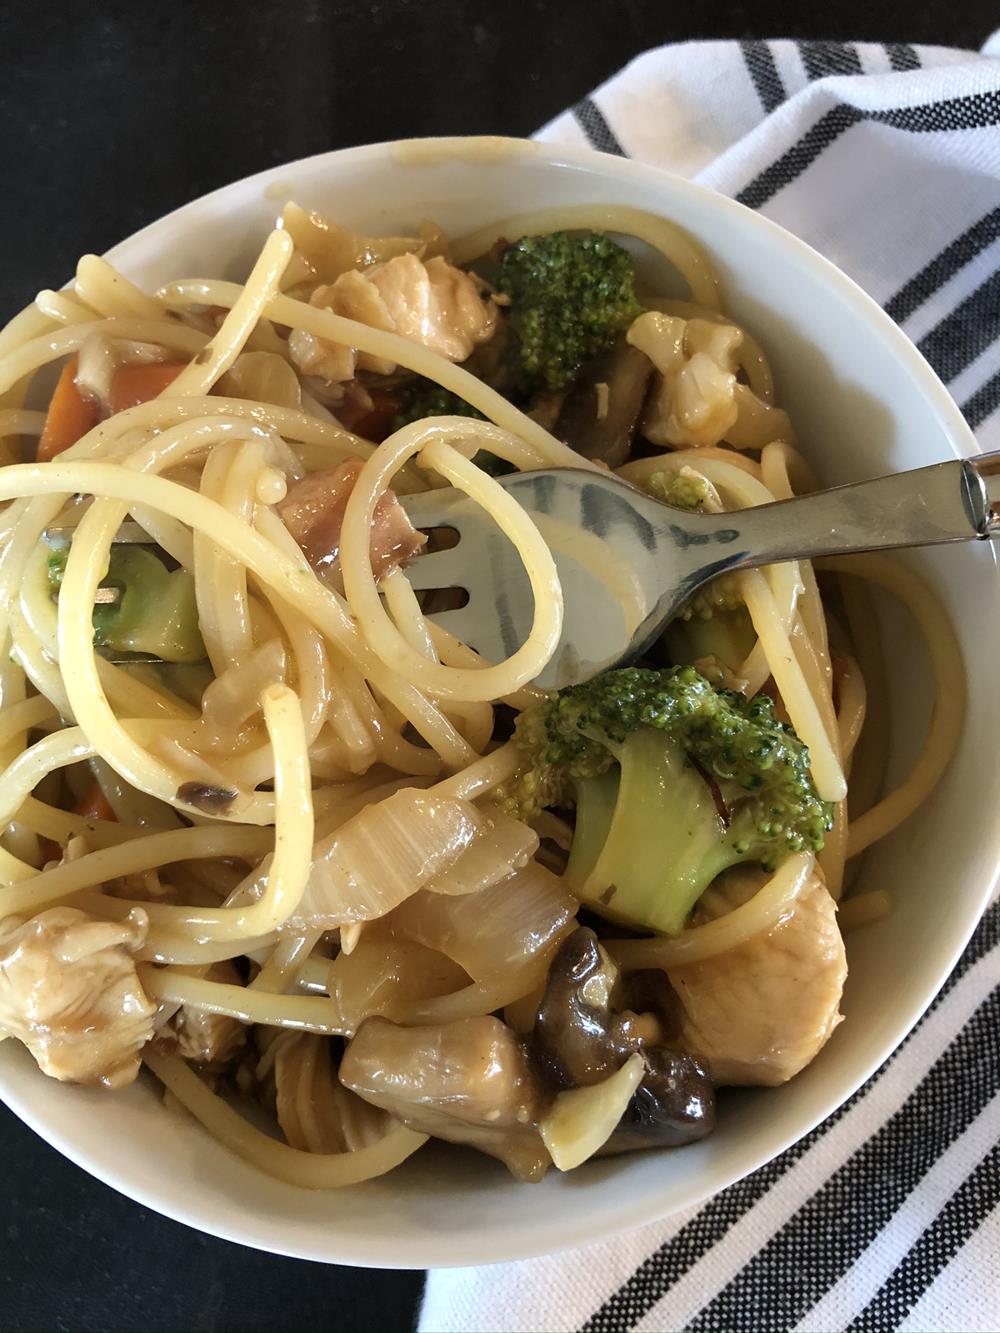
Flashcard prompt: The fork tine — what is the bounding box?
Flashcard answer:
[399,487,477,532]
[403,547,469,592]
[419,606,483,646]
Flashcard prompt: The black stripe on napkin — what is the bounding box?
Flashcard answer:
[962,367,1000,430]
[684,987,1000,1333]
[799,40,864,79]
[884,207,1000,324]
[917,267,1000,383]
[581,903,1000,1333]
[886,43,922,71]
[572,97,626,156]
[878,90,1000,132]
[737,90,1000,210]
[740,40,786,114]
[737,105,863,210]
[845,1141,1000,1332]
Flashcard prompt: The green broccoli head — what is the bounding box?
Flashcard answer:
[394,380,487,429]
[497,231,643,394]
[642,468,746,645]
[500,665,831,935]
[393,380,514,476]
[48,543,205,663]
[644,469,712,513]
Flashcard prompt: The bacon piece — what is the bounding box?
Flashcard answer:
[276,457,426,584]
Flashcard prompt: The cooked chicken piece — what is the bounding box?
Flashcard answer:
[288,253,496,385]
[340,1015,551,1181]
[263,1030,388,1153]
[0,906,155,1089]
[371,254,497,362]
[292,271,396,381]
[668,868,846,1085]
[276,456,426,585]
[172,960,247,1066]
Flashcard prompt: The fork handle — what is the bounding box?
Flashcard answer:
[711,450,1000,568]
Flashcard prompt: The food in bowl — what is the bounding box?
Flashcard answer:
[0,196,963,1190]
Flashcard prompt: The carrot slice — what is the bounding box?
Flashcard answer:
[109,363,185,414]
[37,358,100,461]
[72,783,118,823]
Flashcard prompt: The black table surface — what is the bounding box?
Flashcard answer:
[1,3,996,1331]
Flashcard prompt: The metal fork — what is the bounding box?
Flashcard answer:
[401,451,1000,690]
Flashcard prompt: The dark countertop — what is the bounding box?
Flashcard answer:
[0,3,996,1331]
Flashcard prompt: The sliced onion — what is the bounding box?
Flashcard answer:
[75,336,170,411]
[218,351,303,411]
[426,807,538,896]
[200,638,287,745]
[539,1053,645,1171]
[114,339,172,366]
[75,335,119,408]
[287,789,481,930]
[389,859,577,984]
[327,927,469,1034]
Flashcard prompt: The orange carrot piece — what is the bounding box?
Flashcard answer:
[37,358,100,461]
[72,783,118,823]
[109,362,186,414]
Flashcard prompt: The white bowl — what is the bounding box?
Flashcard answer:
[2,137,997,1268]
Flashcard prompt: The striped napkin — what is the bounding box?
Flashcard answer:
[420,35,1000,1333]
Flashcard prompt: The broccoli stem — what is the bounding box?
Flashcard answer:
[565,728,744,936]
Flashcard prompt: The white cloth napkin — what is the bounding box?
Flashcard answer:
[420,35,1000,1333]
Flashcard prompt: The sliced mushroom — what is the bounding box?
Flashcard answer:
[339,1014,550,1181]
[530,927,716,1156]
[601,1049,715,1154]
[555,338,653,467]
[531,926,629,1088]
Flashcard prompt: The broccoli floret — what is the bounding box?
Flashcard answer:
[500,665,831,935]
[46,545,68,590]
[393,380,513,475]
[663,605,756,678]
[643,467,747,650]
[48,544,205,663]
[497,231,643,394]
[645,469,712,513]
[394,380,487,429]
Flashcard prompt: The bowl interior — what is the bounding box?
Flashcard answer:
[2,139,997,1268]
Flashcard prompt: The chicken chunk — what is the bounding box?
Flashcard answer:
[172,960,247,1066]
[668,868,846,1085]
[276,456,426,584]
[288,253,496,385]
[371,254,497,362]
[340,1015,551,1181]
[0,906,155,1089]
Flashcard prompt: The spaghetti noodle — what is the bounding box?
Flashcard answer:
[0,201,962,1188]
